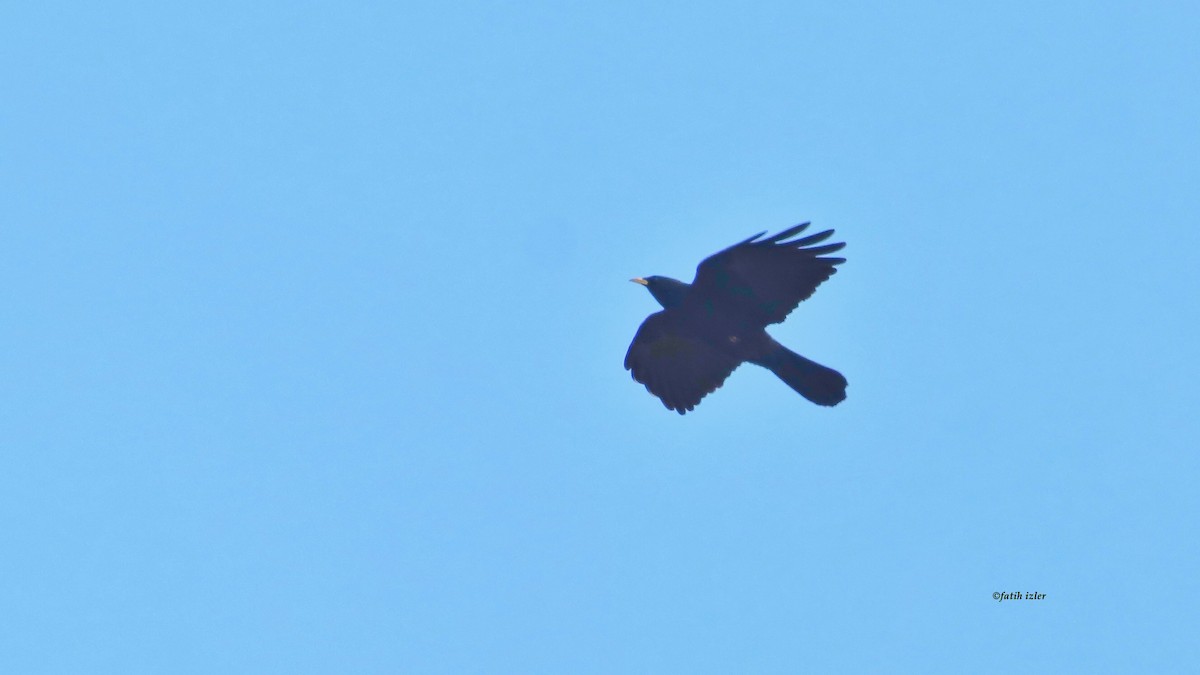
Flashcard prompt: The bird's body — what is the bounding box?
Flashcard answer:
[625,223,847,414]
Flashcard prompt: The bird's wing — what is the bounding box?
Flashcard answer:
[688,223,845,327]
[624,310,742,415]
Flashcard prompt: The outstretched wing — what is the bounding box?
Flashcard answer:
[624,310,742,415]
[688,223,845,327]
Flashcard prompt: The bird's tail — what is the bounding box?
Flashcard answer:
[752,346,847,407]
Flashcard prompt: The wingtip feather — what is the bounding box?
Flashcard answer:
[805,242,846,256]
[736,230,769,246]
[763,222,811,244]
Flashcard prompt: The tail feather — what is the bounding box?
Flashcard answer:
[752,346,847,407]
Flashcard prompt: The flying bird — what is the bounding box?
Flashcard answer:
[625,222,847,414]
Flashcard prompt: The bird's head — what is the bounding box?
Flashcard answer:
[630,275,690,309]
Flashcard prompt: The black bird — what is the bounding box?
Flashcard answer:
[625,223,847,414]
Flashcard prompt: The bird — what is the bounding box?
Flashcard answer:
[625,222,847,414]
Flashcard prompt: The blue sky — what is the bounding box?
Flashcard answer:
[3,1,1198,672]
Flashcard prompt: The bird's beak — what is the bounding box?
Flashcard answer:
[630,278,649,286]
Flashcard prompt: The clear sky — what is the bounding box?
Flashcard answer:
[3,2,1198,672]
